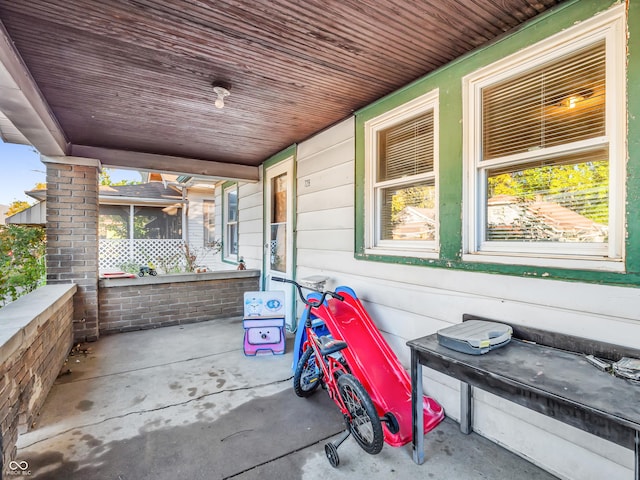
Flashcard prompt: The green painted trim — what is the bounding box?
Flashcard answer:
[626,0,640,275]
[263,144,297,170]
[354,252,640,287]
[355,0,640,287]
[221,182,238,264]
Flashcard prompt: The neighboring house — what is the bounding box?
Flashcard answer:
[4,190,46,225]
[7,177,218,272]
[0,204,8,225]
[391,206,436,240]
[213,4,639,480]
[487,195,608,242]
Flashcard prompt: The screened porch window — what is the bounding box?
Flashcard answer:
[464,7,625,267]
[133,206,182,239]
[99,205,182,240]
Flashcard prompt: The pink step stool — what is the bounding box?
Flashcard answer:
[243,291,286,356]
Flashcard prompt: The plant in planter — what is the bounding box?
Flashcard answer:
[181,240,222,273]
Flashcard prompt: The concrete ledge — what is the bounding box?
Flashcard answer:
[99,269,260,288]
[0,284,77,364]
[0,283,77,471]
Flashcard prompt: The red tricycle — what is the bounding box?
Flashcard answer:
[273,277,444,467]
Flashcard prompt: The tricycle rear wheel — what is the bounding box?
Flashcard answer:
[337,374,383,455]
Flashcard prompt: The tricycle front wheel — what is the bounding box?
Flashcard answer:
[293,347,323,397]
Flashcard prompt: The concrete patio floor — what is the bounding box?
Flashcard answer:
[16,318,558,480]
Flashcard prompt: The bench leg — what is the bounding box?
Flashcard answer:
[411,349,425,465]
[460,381,472,434]
[635,430,638,480]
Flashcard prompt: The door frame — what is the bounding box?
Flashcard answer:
[262,146,297,329]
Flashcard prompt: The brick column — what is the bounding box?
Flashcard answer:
[44,157,100,341]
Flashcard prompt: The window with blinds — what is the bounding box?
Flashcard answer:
[482,41,606,160]
[372,107,437,245]
[378,112,434,182]
[477,39,612,249]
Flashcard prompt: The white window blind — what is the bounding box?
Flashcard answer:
[482,41,606,160]
[378,111,434,181]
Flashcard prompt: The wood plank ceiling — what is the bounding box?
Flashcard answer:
[0,0,564,172]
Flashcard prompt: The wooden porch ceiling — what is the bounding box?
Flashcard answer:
[0,0,564,180]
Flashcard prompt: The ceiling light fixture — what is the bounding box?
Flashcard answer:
[553,88,594,109]
[213,85,231,109]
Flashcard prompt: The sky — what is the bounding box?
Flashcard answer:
[0,140,142,206]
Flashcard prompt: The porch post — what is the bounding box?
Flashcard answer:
[43,156,101,342]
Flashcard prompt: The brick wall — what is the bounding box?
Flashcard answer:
[45,161,100,342]
[98,270,260,334]
[0,285,76,476]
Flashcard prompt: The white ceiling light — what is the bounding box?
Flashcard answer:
[213,86,231,109]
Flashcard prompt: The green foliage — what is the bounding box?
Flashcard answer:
[150,241,222,274]
[389,184,436,229]
[6,200,31,217]
[0,225,46,307]
[100,168,140,186]
[116,261,141,274]
[487,160,609,223]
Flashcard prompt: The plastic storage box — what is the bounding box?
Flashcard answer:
[437,320,512,355]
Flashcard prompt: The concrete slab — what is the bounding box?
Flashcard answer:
[15,319,558,479]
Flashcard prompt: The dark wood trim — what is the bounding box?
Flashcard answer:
[71,145,259,182]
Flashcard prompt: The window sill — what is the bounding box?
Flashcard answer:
[462,252,625,273]
[364,247,439,260]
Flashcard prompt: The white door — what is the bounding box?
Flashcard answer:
[264,158,295,329]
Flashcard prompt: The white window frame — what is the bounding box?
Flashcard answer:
[203,199,216,247]
[223,184,238,261]
[462,5,626,272]
[364,90,439,258]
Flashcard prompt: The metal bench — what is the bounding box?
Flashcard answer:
[407,315,640,480]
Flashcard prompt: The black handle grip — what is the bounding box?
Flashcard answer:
[331,292,345,302]
[271,276,286,282]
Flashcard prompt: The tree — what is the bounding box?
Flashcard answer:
[100,168,140,186]
[487,160,609,223]
[6,200,31,217]
[0,225,46,307]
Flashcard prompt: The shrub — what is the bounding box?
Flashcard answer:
[0,225,46,307]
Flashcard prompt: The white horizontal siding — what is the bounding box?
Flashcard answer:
[297,206,354,231]
[297,184,353,212]
[296,117,354,161]
[238,173,264,276]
